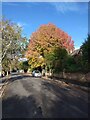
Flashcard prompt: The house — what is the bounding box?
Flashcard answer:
[71,49,82,57]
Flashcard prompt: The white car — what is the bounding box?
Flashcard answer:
[32,70,42,77]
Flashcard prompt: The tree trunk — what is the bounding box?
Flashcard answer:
[49,69,52,78]
[62,69,66,78]
[0,71,1,77]
[10,65,12,74]
[42,69,45,76]
[45,66,48,79]
[6,71,9,76]
[0,59,2,77]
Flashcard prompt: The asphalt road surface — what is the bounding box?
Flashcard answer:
[2,73,88,118]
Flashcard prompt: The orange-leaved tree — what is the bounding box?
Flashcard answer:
[26,23,74,70]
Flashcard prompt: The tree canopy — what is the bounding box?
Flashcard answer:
[26,23,74,69]
[0,17,28,72]
[80,35,90,71]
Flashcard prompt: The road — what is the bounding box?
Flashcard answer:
[2,73,88,118]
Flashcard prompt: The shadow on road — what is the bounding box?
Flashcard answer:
[6,75,32,83]
[2,95,43,118]
[2,74,88,118]
[41,81,88,118]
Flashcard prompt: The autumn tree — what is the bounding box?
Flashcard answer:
[26,23,74,70]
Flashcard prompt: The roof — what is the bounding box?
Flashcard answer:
[71,49,81,56]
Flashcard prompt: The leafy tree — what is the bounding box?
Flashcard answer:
[0,17,28,75]
[45,47,68,73]
[26,23,74,70]
[54,47,68,72]
[80,35,90,71]
[65,35,90,73]
[64,56,79,72]
[19,61,29,73]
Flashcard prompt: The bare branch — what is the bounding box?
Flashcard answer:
[2,41,12,60]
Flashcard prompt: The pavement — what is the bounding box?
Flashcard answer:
[1,73,89,118]
[0,76,10,97]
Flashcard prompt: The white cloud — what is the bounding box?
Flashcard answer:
[52,2,79,14]
[51,2,88,14]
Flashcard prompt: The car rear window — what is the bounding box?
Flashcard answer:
[35,70,40,73]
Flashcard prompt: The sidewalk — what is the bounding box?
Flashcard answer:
[0,75,11,97]
[0,75,11,83]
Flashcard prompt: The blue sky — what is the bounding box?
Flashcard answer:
[2,2,88,49]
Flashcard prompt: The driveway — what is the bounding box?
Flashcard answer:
[2,73,88,118]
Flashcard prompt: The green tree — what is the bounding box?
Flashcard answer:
[65,35,90,73]
[65,55,79,72]
[45,47,68,73]
[80,35,90,71]
[0,17,28,75]
[19,61,29,73]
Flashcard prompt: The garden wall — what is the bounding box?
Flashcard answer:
[52,72,90,82]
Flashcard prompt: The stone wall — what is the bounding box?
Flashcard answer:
[52,72,90,82]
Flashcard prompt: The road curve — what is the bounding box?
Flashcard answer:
[2,74,88,118]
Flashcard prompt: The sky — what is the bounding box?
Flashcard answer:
[2,2,88,49]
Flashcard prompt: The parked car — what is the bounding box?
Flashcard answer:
[32,70,42,77]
